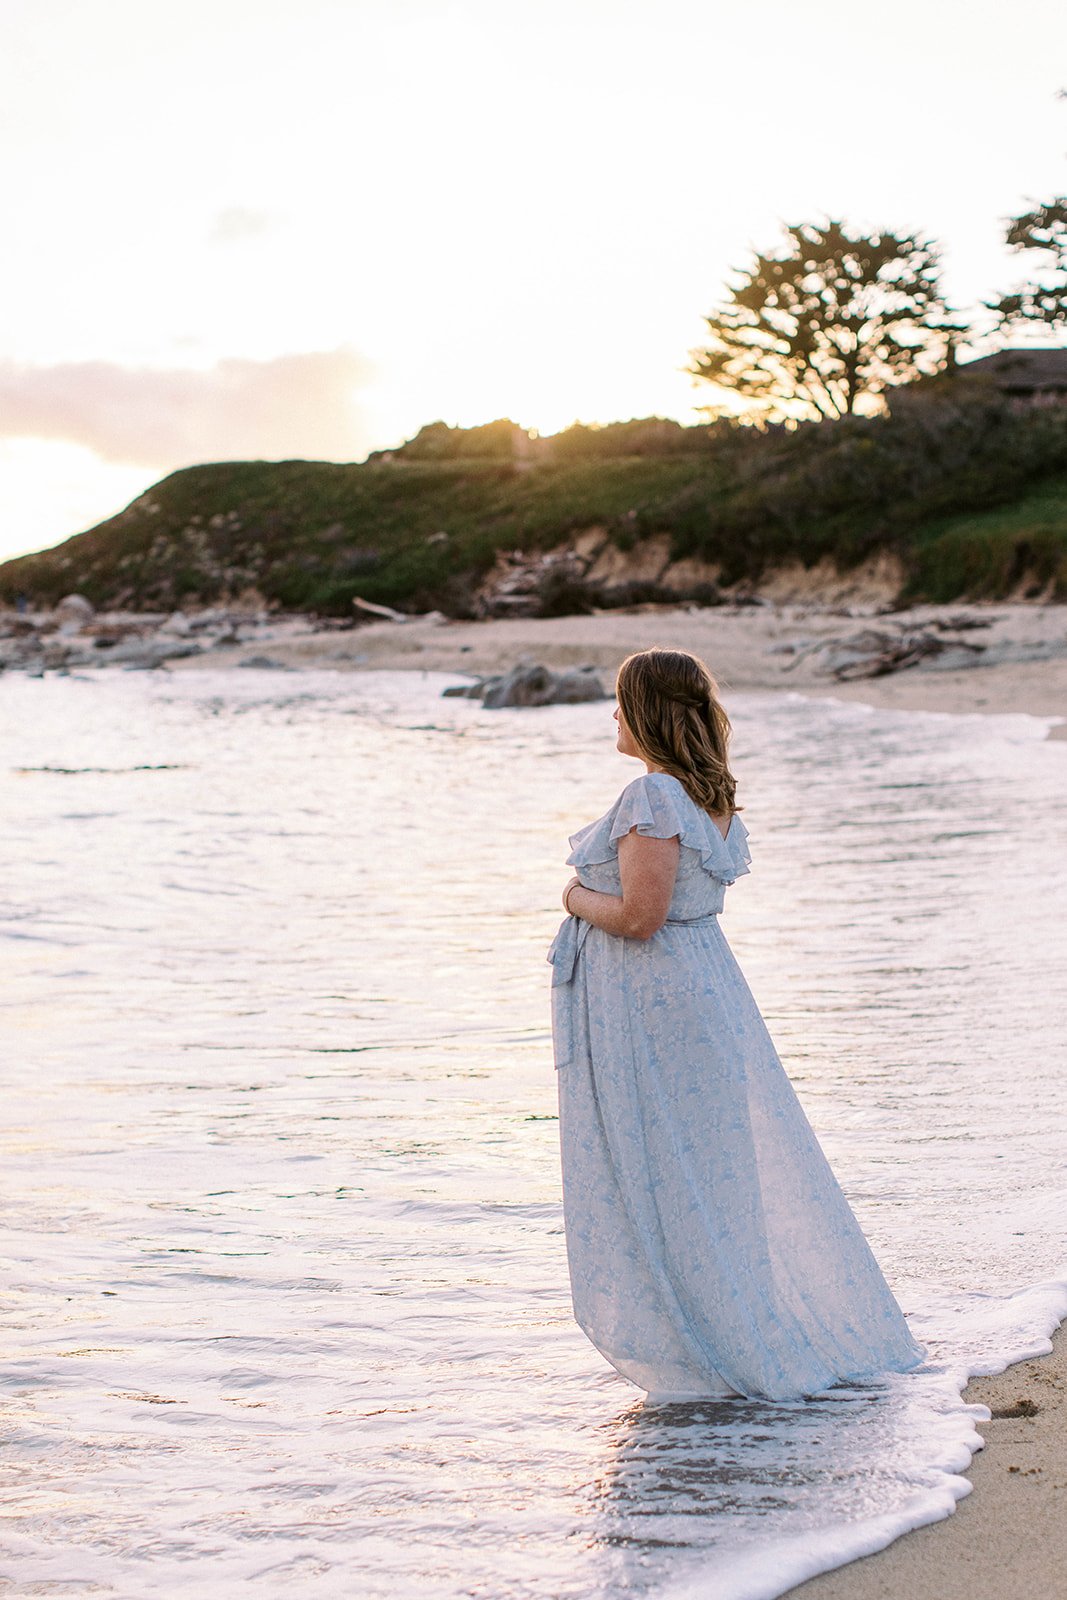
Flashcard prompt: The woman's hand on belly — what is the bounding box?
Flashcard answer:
[561,831,679,940]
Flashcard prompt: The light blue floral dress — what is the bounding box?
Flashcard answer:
[548,771,924,1402]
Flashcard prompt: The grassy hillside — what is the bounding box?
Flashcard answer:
[2,386,1066,614]
[907,476,1067,601]
[0,456,736,614]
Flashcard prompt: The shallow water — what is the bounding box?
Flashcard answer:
[1,667,1065,1599]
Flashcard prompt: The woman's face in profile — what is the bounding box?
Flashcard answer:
[613,702,641,759]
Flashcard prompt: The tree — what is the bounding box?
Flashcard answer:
[990,197,1067,331]
[688,220,957,424]
[990,88,1067,333]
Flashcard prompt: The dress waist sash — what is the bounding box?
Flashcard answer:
[547,910,720,987]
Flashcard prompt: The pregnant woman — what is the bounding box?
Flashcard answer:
[548,647,923,1402]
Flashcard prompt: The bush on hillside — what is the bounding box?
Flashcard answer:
[2,380,1066,614]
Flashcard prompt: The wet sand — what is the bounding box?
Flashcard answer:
[788,1326,1067,1600]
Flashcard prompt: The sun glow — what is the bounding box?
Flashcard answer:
[0,441,150,562]
[1,0,1064,561]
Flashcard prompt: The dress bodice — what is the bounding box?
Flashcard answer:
[565,771,751,922]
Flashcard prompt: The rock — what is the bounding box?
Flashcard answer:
[55,593,95,624]
[584,534,672,589]
[441,679,485,699]
[448,663,608,708]
[0,615,38,638]
[237,654,291,670]
[473,548,589,618]
[184,608,234,632]
[161,611,192,636]
[106,638,203,668]
[929,611,997,632]
[472,535,724,618]
[43,642,74,669]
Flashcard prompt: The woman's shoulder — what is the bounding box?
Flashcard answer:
[567,769,751,883]
[620,768,685,801]
[612,769,693,829]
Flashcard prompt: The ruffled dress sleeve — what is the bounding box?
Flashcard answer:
[567,771,751,885]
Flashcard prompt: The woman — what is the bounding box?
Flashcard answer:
[548,648,923,1402]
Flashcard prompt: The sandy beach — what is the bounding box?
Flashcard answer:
[788,1326,1067,1600]
[169,597,1067,731]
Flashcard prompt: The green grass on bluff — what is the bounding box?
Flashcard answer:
[906,477,1067,601]
[2,388,1066,613]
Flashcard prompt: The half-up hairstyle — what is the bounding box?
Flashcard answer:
[615,647,739,818]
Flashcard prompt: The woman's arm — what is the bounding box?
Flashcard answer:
[562,829,680,940]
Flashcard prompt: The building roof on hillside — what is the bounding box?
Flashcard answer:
[960,348,1067,389]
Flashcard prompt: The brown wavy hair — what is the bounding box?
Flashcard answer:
[615,648,739,818]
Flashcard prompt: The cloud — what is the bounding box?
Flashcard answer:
[0,349,376,467]
[208,206,275,244]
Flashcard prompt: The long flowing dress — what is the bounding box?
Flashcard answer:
[548,771,924,1402]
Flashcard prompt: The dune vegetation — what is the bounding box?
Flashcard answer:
[2,381,1066,615]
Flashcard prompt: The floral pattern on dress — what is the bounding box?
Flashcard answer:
[548,771,925,1401]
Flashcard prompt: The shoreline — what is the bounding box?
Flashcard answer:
[786,1322,1067,1600]
[9,596,1067,1596]
[164,599,1067,730]
[4,595,1065,730]
[169,594,1065,1594]
[241,598,1064,1597]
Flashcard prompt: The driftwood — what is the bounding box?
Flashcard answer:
[780,626,987,681]
[352,595,408,622]
[352,596,449,626]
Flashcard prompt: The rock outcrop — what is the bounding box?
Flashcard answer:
[442,663,608,707]
[0,601,279,675]
[471,532,726,618]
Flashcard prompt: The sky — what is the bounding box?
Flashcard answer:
[1,0,1065,562]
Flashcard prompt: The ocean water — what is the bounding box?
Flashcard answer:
[2,665,1066,1600]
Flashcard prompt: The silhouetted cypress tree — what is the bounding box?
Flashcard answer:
[689,220,958,423]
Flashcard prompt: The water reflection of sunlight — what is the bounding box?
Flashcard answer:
[597,1398,797,1540]
[2,672,1065,1600]
[588,1382,925,1594]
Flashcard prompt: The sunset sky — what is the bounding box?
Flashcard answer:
[2,0,1065,562]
